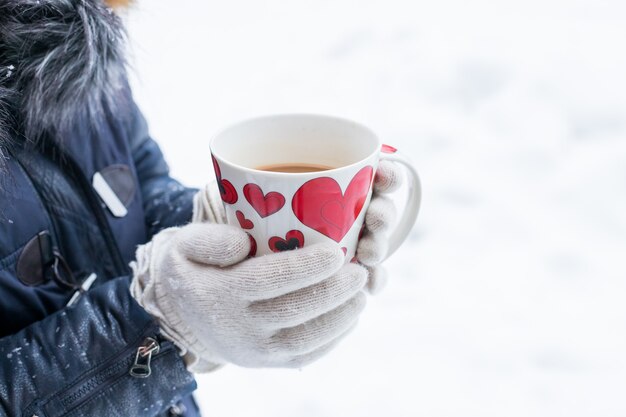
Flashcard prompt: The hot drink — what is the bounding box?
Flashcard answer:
[256,163,334,173]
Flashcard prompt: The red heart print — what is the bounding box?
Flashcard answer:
[244,184,286,218]
[248,234,257,257]
[292,166,374,243]
[212,154,223,178]
[212,155,238,204]
[381,144,398,154]
[268,230,305,253]
[219,180,238,205]
[236,211,254,230]
[341,247,348,256]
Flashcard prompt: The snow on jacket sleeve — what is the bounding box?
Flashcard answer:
[127,98,199,238]
[0,276,196,417]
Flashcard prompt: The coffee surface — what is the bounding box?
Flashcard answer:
[256,163,334,173]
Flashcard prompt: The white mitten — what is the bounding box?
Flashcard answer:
[192,180,227,224]
[130,223,368,372]
[356,160,403,294]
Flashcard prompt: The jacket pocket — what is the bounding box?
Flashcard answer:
[39,326,180,417]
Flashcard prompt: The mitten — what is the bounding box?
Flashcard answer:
[356,160,403,294]
[130,223,368,372]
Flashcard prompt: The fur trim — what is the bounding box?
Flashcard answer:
[0,0,128,151]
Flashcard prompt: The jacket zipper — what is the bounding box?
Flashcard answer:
[129,336,160,378]
[54,330,174,414]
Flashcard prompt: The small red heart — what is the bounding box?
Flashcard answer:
[292,166,373,242]
[381,144,398,154]
[212,155,238,204]
[341,247,347,256]
[236,211,254,230]
[219,180,238,204]
[244,184,285,218]
[268,230,305,253]
[211,154,222,178]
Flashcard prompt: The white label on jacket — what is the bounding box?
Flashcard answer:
[92,172,128,218]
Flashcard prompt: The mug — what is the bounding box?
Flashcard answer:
[210,114,421,260]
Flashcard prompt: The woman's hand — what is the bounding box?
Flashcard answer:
[130,223,368,372]
[356,160,403,294]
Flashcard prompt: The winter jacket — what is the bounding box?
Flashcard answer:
[1,1,202,416]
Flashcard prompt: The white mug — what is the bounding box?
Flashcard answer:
[210,114,421,260]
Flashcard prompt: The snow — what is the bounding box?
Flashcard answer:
[125,0,626,416]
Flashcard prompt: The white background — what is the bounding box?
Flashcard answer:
[125,1,626,416]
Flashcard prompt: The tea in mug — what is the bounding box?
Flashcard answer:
[256,163,334,173]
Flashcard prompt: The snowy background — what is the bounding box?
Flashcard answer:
[125,1,626,416]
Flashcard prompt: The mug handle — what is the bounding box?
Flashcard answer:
[379,146,422,260]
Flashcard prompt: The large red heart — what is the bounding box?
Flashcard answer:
[268,230,305,253]
[292,166,373,242]
[243,184,286,218]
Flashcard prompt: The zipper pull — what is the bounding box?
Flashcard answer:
[129,337,160,378]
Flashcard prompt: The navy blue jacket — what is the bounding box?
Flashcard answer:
[0,87,202,416]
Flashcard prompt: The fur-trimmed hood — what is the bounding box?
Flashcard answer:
[0,0,127,155]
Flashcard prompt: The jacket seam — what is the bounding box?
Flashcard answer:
[0,156,57,271]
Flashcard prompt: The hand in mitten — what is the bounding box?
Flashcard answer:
[192,179,227,224]
[130,223,368,372]
[356,160,403,294]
